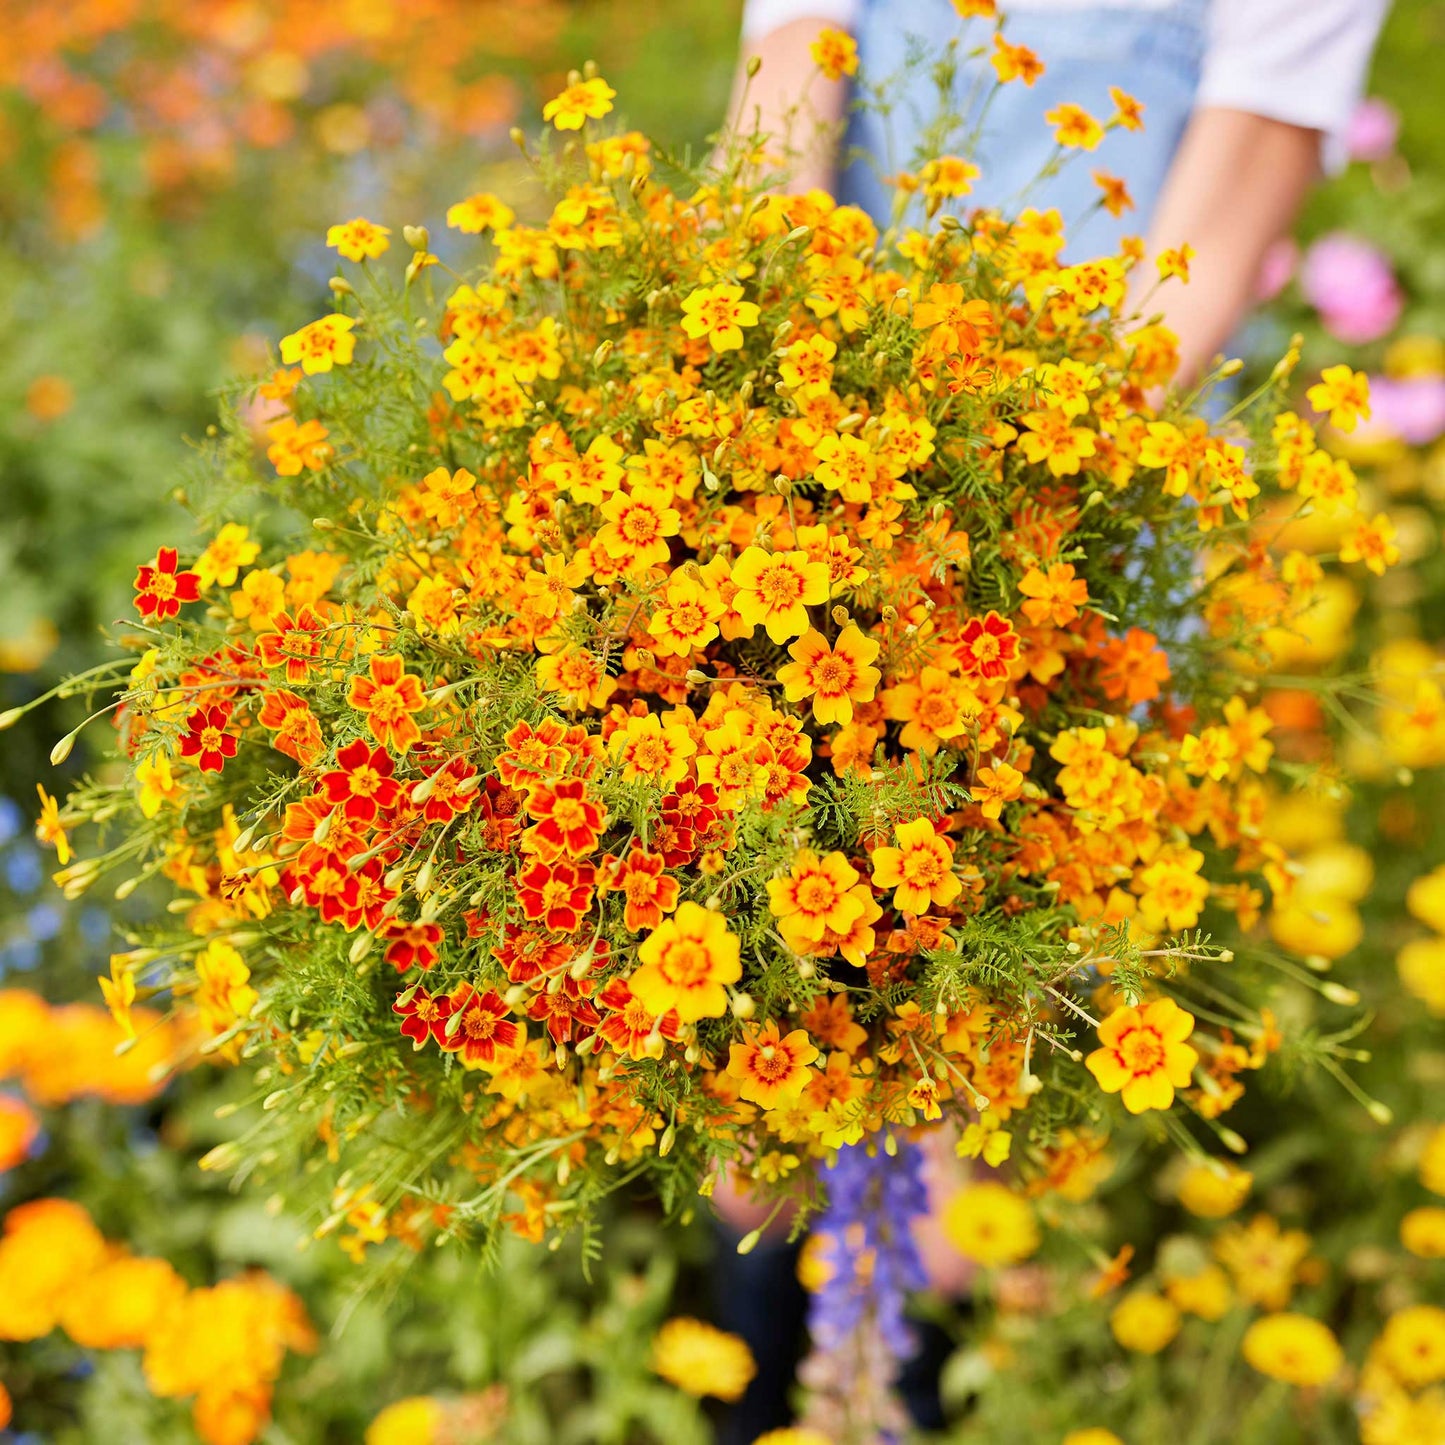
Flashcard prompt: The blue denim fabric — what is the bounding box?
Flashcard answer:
[840,0,1207,255]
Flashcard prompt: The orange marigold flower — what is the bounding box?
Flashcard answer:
[1092,170,1134,217]
[629,901,741,1023]
[265,416,333,476]
[1086,999,1198,1113]
[347,653,427,753]
[1045,103,1104,151]
[606,846,680,931]
[991,34,1044,85]
[871,818,962,915]
[1018,562,1089,627]
[133,546,200,621]
[523,778,607,859]
[515,857,596,934]
[1109,86,1146,131]
[777,624,882,726]
[727,1021,819,1109]
[257,689,323,766]
[810,27,858,80]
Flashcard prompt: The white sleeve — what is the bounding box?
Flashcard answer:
[740,0,861,43]
[1197,0,1390,172]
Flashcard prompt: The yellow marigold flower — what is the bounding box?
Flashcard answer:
[1176,1161,1252,1218]
[648,572,726,657]
[1136,846,1209,933]
[326,217,390,261]
[680,283,761,353]
[752,1430,834,1445]
[1306,364,1372,433]
[445,192,515,234]
[1422,1124,1445,1196]
[596,483,680,569]
[1402,1207,1445,1259]
[1339,511,1399,575]
[1018,408,1097,477]
[870,817,961,915]
[630,901,741,1023]
[34,784,71,865]
[1164,1263,1232,1321]
[535,644,616,711]
[1361,1389,1445,1445]
[1407,866,1445,931]
[1214,1215,1311,1310]
[942,1181,1038,1267]
[810,27,858,80]
[194,523,260,591]
[1110,1291,1180,1354]
[922,155,981,199]
[1045,102,1104,151]
[1156,243,1195,283]
[777,625,881,726]
[778,334,837,398]
[609,712,696,784]
[650,1317,756,1401]
[1086,999,1198,1115]
[1242,1314,1342,1387]
[730,545,830,643]
[542,76,616,131]
[768,849,865,946]
[1063,1433,1125,1445]
[1270,892,1362,962]
[366,1396,444,1445]
[1376,1306,1445,1389]
[279,313,357,374]
[727,1021,819,1108]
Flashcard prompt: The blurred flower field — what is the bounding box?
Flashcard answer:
[3,3,1445,1444]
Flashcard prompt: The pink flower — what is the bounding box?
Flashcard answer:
[1254,238,1298,303]
[1345,98,1400,163]
[1300,233,1403,344]
[1355,376,1445,447]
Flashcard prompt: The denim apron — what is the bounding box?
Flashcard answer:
[840,0,1209,254]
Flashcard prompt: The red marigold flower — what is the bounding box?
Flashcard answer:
[382,919,444,973]
[662,779,719,832]
[347,653,427,754]
[596,976,683,1060]
[651,820,697,868]
[293,848,359,925]
[321,738,401,823]
[418,757,480,823]
[525,977,601,1046]
[177,704,237,774]
[492,925,576,987]
[257,689,323,766]
[340,860,396,932]
[522,778,606,858]
[441,984,520,1067]
[514,858,596,933]
[955,610,1020,681]
[257,606,330,684]
[394,985,454,1050]
[133,547,200,621]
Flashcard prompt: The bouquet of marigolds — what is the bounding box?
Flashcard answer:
[20,47,1394,1268]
